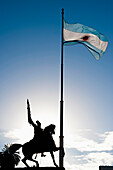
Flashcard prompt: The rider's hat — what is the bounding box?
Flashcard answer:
[36,120,41,126]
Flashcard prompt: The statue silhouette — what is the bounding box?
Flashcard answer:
[10,100,60,167]
[27,99,45,157]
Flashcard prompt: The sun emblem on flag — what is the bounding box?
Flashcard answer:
[82,35,90,41]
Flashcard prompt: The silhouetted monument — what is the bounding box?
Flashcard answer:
[27,99,46,157]
[10,100,60,168]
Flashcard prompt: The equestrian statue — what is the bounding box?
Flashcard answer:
[10,99,60,167]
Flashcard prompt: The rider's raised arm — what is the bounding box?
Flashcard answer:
[27,99,36,127]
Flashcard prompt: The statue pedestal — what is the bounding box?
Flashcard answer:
[99,166,113,170]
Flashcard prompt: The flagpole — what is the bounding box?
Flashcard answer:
[59,8,64,168]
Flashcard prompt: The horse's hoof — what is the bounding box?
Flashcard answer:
[36,163,39,167]
[55,164,58,167]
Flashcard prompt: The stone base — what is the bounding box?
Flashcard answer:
[99,166,113,170]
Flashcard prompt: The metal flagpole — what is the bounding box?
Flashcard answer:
[59,8,64,168]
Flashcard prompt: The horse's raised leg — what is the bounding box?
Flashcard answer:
[22,157,29,167]
[22,156,39,167]
[28,157,39,167]
[50,151,58,167]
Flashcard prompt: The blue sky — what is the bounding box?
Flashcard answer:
[0,0,113,169]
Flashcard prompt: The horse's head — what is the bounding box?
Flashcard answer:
[44,124,56,135]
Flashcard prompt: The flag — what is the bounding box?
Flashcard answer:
[63,20,108,60]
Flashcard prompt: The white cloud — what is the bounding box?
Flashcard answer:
[65,130,113,152]
[84,152,113,165]
[66,152,113,170]
[4,126,33,144]
[64,130,113,170]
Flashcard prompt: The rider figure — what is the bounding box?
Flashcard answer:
[27,99,45,157]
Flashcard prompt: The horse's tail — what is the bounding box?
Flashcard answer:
[9,144,23,154]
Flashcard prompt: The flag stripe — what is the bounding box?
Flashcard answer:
[63,20,108,60]
[64,39,104,60]
[63,29,108,52]
[64,21,107,42]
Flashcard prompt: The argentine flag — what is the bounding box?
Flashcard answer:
[63,20,108,60]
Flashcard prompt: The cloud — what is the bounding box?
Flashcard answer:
[0,129,18,151]
[65,130,113,152]
[65,152,113,170]
[3,126,33,144]
[83,152,113,165]
[65,130,113,170]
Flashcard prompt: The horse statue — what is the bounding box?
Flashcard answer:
[10,124,60,167]
[10,100,62,167]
